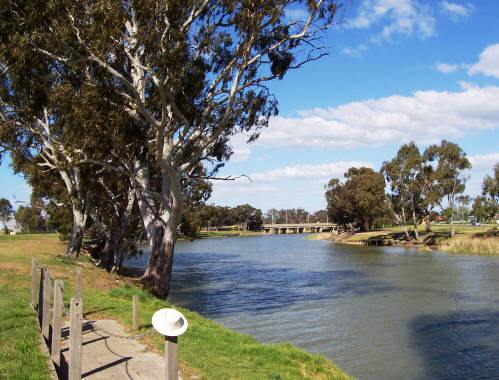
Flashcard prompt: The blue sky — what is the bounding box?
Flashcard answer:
[210,0,499,211]
[1,0,499,212]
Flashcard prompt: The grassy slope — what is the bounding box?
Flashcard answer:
[0,234,350,380]
[329,224,498,255]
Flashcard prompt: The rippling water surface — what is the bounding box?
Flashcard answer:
[124,234,499,380]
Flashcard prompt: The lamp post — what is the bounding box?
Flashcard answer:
[152,308,189,380]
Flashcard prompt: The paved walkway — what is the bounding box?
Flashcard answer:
[60,319,174,379]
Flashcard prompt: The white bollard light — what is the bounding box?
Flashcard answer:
[152,308,188,380]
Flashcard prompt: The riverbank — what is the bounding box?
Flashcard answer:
[0,234,351,380]
[312,224,498,255]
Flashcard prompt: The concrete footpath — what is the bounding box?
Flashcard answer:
[60,319,179,379]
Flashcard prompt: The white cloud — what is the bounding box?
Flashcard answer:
[457,80,478,90]
[258,86,499,149]
[347,0,436,42]
[342,43,369,57]
[441,1,474,18]
[469,152,499,171]
[466,152,499,195]
[213,181,278,195]
[210,161,372,209]
[468,44,499,79]
[250,161,373,182]
[229,134,253,163]
[435,62,459,73]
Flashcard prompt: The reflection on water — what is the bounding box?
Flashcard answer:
[124,234,499,380]
[411,310,499,380]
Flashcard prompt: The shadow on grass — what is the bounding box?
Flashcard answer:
[473,228,498,239]
[363,231,427,246]
[411,309,499,379]
[84,307,116,316]
[422,232,449,246]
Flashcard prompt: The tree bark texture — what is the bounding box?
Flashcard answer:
[66,205,87,257]
[141,221,175,298]
[425,216,432,232]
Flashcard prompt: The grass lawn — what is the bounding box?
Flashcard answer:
[332,224,498,255]
[0,234,351,380]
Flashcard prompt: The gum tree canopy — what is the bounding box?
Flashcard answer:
[4,0,340,297]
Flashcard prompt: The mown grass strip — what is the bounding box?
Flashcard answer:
[0,274,50,380]
[0,234,351,380]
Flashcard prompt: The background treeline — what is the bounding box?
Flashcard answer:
[325,140,498,238]
[182,204,263,235]
[263,209,329,224]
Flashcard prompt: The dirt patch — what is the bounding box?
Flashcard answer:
[0,261,30,273]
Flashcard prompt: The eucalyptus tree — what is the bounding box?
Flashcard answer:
[382,142,424,240]
[12,0,340,296]
[0,198,13,233]
[325,178,354,229]
[422,141,471,238]
[0,54,93,255]
[0,13,141,258]
[87,169,141,273]
[473,163,499,223]
[326,168,385,231]
[483,163,498,201]
[178,165,213,239]
[472,196,497,223]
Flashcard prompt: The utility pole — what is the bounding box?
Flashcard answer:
[285,209,288,224]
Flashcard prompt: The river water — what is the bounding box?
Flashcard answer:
[124,234,499,379]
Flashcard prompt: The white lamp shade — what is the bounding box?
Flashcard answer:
[151,308,188,337]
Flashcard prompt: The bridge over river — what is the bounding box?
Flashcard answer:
[262,223,339,234]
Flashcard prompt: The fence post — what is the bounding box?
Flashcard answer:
[31,259,37,309]
[38,267,45,325]
[132,295,139,331]
[75,268,82,298]
[51,280,64,368]
[165,336,178,380]
[69,297,83,380]
[42,269,52,339]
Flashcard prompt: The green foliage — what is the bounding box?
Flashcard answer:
[382,142,425,237]
[46,205,73,240]
[423,140,471,210]
[191,203,263,231]
[0,197,13,232]
[326,167,386,231]
[15,205,45,233]
[472,196,498,222]
[482,163,499,200]
[264,208,312,224]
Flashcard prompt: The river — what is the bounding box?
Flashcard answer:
[124,234,499,380]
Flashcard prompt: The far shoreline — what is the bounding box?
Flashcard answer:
[308,225,498,255]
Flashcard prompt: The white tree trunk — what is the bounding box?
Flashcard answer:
[134,160,183,298]
[66,204,87,257]
[411,196,420,240]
